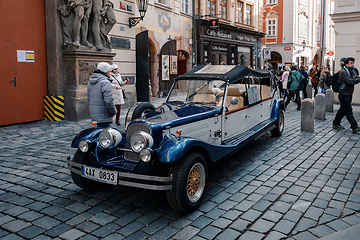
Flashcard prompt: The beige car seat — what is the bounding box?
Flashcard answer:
[193,86,216,103]
[220,86,244,111]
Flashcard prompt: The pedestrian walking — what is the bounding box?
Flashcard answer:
[110,64,128,125]
[285,65,304,110]
[281,66,291,99]
[333,57,360,133]
[318,66,331,94]
[311,65,321,96]
[299,66,309,99]
[87,62,117,128]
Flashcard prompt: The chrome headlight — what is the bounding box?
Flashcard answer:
[79,140,91,152]
[140,149,152,162]
[99,128,122,149]
[130,131,153,153]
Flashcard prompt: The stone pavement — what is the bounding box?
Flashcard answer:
[0,101,360,239]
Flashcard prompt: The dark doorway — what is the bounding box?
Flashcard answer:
[159,40,177,96]
[136,31,150,102]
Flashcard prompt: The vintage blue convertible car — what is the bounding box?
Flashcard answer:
[68,65,285,212]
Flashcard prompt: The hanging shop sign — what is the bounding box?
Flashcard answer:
[162,55,170,81]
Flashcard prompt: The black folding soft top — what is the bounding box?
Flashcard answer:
[175,65,273,84]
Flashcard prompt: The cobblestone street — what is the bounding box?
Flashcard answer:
[0,104,359,240]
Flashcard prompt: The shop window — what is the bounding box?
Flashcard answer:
[245,4,252,25]
[267,0,277,5]
[236,1,243,23]
[238,46,250,67]
[207,0,216,16]
[220,0,227,19]
[181,0,190,14]
[266,18,277,37]
[157,0,170,7]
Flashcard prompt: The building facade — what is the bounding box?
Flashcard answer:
[195,0,265,67]
[262,0,335,74]
[331,0,360,104]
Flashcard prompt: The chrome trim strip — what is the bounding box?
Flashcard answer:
[68,160,172,190]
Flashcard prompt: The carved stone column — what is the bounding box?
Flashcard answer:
[63,50,115,121]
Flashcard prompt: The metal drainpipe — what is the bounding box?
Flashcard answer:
[192,0,196,65]
[321,0,326,66]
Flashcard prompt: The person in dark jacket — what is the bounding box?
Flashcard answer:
[88,62,117,128]
[299,66,308,99]
[333,57,360,133]
[285,65,304,110]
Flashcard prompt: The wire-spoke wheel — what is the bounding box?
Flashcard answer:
[167,152,208,212]
[271,109,285,137]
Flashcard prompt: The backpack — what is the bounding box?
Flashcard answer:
[332,71,340,92]
[324,72,332,85]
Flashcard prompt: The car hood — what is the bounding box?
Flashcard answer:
[142,102,221,125]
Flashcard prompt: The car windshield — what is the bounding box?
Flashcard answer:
[167,79,226,106]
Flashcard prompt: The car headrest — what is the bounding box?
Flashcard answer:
[227,86,241,96]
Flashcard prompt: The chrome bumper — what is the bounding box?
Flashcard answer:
[67,159,173,191]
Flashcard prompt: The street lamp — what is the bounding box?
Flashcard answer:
[129,0,148,28]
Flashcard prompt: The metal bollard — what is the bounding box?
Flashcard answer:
[325,89,334,112]
[301,98,314,132]
[315,93,326,120]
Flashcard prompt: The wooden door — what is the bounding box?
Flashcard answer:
[0,0,47,126]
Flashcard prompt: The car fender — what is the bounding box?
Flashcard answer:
[71,128,127,148]
[156,135,213,163]
[271,99,285,120]
[71,128,103,148]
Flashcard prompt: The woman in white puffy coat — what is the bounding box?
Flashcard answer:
[110,64,128,125]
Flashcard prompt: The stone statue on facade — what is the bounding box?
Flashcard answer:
[59,0,115,51]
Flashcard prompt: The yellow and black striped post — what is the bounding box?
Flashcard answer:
[44,96,65,121]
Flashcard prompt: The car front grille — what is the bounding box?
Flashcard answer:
[124,123,152,162]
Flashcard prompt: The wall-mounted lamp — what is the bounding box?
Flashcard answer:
[129,0,148,28]
[301,40,306,51]
[296,40,307,54]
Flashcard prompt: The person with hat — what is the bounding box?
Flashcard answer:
[340,57,347,68]
[87,62,117,128]
[110,64,129,125]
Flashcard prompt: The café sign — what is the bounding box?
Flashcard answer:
[206,29,257,43]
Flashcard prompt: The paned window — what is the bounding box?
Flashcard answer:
[267,0,277,4]
[317,0,321,12]
[245,4,251,25]
[236,1,243,23]
[267,18,276,36]
[300,0,308,5]
[157,0,170,6]
[299,17,308,38]
[182,0,189,14]
[330,28,335,46]
[220,0,227,19]
[316,24,321,42]
[208,0,216,16]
